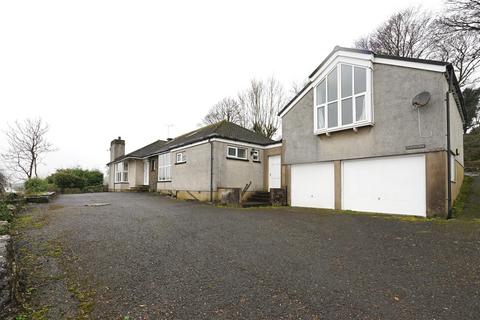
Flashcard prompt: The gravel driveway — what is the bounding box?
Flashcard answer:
[11,192,480,319]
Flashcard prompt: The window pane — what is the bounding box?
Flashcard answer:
[354,67,366,94]
[327,67,337,102]
[341,64,352,98]
[327,102,338,128]
[317,106,325,129]
[228,147,236,157]
[342,98,353,125]
[237,148,246,159]
[355,95,366,121]
[316,79,326,105]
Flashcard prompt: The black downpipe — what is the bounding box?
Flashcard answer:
[210,140,214,203]
[446,70,453,219]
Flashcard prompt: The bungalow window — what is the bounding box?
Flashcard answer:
[450,153,456,182]
[227,146,247,160]
[115,161,128,183]
[176,152,186,164]
[251,150,260,162]
[158,153,171,181]
[314,63,370,133]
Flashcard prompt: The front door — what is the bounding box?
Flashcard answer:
[268,155,281,190]
[143,160,149,185]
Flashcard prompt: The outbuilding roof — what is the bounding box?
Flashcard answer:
[109,121,278,164]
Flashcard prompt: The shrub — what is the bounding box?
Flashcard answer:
[52,172,86,191]
[47,168,103,193]
[24,178,49,194]
[83,185,103,193]
[0,201,13,222]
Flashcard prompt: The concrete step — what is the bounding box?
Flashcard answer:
[241,201,271,208]
[130,185,150,192]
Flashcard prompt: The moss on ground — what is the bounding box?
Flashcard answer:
[453,176,473,218]
[11,208,96,320]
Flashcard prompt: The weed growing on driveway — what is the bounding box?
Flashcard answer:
[11,207,96,320]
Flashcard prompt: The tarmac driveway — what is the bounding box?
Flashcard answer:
[12,192,480,319]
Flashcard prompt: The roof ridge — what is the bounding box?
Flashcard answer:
[125,139,166,157]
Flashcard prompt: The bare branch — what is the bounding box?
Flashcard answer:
[1,118,55,180]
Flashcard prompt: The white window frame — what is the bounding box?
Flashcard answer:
[114,161,128,183]
[158,153,172,182]
[450,153,456,182]
[176,152,186,164]
[227,146,247,160]
[251,149,260,162]
[313,61,373,135]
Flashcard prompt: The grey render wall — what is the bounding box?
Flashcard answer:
[282,64,450,164]
[449,91,464,166]
[215,141,264,191]
[170,142,212,191]
[155,140,264,193]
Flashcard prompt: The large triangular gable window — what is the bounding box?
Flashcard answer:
[313,61,372,134]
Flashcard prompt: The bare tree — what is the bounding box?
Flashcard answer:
[203,97,245,126]
[356,7,480,87]
[289,79,310,97]
[2,118,54,180]
[238,77,285,139]
[442,0,480,32]
[431,28,480,87]
[463,87,480,132]
[355,8,436,58]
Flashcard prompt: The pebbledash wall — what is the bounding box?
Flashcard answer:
[156,140,274,201]
[281,63,464,217]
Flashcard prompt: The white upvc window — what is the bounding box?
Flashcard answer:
[450,153,456,182]
[314,63,372,134]
[158,153,171,181]
[176,152,186,164]
[227,146,247,160]
[251,149,260,162]
[115,161,128,183]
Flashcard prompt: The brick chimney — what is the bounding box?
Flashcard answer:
[110,136,125,162]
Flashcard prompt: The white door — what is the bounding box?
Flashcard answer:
[143,161,149,185]
[268,155,281,190]
[291,162,335,209]
[342,154,426,216]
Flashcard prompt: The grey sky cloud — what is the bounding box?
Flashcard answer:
[0,0,443,179]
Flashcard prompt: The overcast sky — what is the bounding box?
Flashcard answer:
[0,0,445,178]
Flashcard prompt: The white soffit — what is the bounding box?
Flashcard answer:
[278,50,447,118]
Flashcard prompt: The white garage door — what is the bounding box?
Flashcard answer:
[291,162,335,209]
[342,154,426,216]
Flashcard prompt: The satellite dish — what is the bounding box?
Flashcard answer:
[412,91,431,108]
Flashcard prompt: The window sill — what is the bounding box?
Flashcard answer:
[175,161,187,165]
[314,120,373,135]
[158,180,172,183]
[226,156,249,162]
[114,182,129,184]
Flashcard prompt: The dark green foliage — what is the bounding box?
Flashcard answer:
[464,131,480,170]
[452,176,473,217]
[47,168,104,193]
[463,87,480,132]
[0,201,13,223]
[24,178,49,194]
[51,172,86,191]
